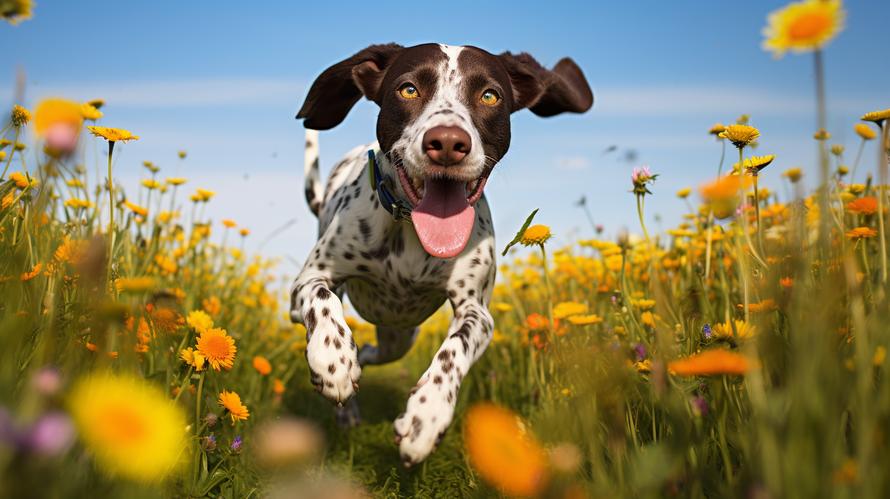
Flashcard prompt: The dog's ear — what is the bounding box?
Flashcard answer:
[297,44,404,130]
[498,52,593,117]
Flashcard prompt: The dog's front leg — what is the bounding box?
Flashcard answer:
[290,265,361,405]
[394,295,494,465]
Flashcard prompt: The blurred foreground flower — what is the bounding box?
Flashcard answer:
[464,403,549,497]
[253,418,323,469]
[762,0,845,57]
[34,98,83,155]
[668,349,752,376]
[68,373,187,482]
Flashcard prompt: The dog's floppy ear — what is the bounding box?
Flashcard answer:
[297,43,404,130]
[498,52,593,117]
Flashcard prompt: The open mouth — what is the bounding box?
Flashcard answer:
[394,163,491,259]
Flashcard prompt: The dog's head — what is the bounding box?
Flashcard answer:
[297,43,593,258]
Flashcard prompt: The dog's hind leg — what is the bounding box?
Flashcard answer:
[358,326,419,366]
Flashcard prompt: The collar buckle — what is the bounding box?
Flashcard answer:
[368,150,413,223]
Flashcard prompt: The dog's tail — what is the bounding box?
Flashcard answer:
[303,129,323,218]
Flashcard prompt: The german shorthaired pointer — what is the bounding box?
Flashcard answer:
[291,43,592,465]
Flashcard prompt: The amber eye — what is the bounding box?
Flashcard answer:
[480,89,500,106]
[398,84,420,100]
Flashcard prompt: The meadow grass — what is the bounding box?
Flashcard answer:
[3,0,890,497]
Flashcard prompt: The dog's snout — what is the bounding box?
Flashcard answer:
[422,126,471,166]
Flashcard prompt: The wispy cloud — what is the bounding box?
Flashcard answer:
[5,78,305,108]
[593,85,881,117]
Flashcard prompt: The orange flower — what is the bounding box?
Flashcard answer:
[464,403,549,497]
[20,262,43,281]
[196,328,237,371]
[525,313,551,331]
[252,356,272,376]
[218,390,249,423]
[668,349,752,376]
[273,378,285,395]
[846,196,878,215]
[846,227,877,241]
[780,277,793,288]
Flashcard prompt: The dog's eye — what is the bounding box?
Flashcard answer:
[480,89,500,106]
[398,84,420,100]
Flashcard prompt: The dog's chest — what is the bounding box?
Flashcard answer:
[341,224,451,327]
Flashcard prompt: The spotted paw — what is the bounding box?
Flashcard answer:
[393,376,454,466]
[306,323,361,405]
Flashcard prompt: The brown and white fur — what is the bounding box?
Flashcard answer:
[290,43,593,465]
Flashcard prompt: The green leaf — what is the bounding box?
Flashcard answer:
[501,208,539,257]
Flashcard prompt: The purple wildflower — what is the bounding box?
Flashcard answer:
[231,436,243,453]
[703,323,712,339]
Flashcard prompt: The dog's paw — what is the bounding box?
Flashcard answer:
[393,376,454,466]
[306,325,361,405]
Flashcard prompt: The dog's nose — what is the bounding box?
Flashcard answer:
[422,126,471,166]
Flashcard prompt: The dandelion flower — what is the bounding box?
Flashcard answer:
[68,373,187,482]
[21,263,43,281]
[166,177,187,186]
[712,320,757,340]
[851,124,876,143]
[115,277,156,293]
[708,123,726,137]
[520,225,552,246]
[11,104,30,126]
[861,109,890,125]
[239,228,250,237]
[196,188,215,202]
[813,128,831,141]
[846,227,877,241]
[186,310,214,333]
[9,171,38,190]
[196,328,237,371]
[676,187,692,199]
[464,403,549,497]
[180,347,206,371]
[87,126,139,143]
[719,125,760,149]
[552,301,588,319]
[121,201,147,219]
[567,314,603,326]
[846,196,878,215]
[218,390,249,423]
[80,103,103,121]
[2,0,33,24]
[252,356,272,376]
[141,179,162,190]
[222,219,237,229]
[783,167,803,183]
[668,349,752,376]
[762,0,845,57]
[735,155,776,174]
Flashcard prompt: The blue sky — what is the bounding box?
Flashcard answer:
[2,0,889,275]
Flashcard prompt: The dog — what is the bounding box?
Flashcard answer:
[290,43,593,465]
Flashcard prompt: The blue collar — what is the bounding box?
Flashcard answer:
[367,150,413,222]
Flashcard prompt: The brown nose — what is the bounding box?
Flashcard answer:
[422,126,471,166]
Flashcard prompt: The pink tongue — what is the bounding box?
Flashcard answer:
[411,177,475,258]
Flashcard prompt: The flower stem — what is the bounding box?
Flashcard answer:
[878,124,889,283]
[814,49,831,252]
[1,128,20,180]
[636,194,651,247]
[753,174,765,256]
[539,243,554,332]
[106,141,116,288]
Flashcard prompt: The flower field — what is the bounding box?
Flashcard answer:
[2,0,890,497]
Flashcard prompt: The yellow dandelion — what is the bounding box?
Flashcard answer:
[87,126,139,143]
[813,128,831,141]
[64,198,94,209]
[676,187,692,199]
[186,310,214,333]
[80,103,103,121]
[783,167,803,183]
[464,403,549,497]
[712,320,757,340]
[166,177,187,186]
[179,347,206,371]
[196,328,236,371]
[762,0,845,57]
[218,390,250,423]
[633,298,656,310]
[11,104,30,127]
[21,263,43,281]
[196,188,215,202]
[708,123,726,137]
[115,277,156,293]
[141,179,162,190]
[239,228,250,237]
[861,109,890,125]
[735,155,776,174]
[2,192,14,209]
[568,314,603,326]
[222,219,237,229]
[2,0,33,24]
[123,200,148,217]
[87,99,105,109]
[9,171,38,190]
[142,161,160,174]
[553,301,588,319]
[68,373,187,482]
[520,224,552,246]
[854,123,877,141]
[719,124,760,149]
